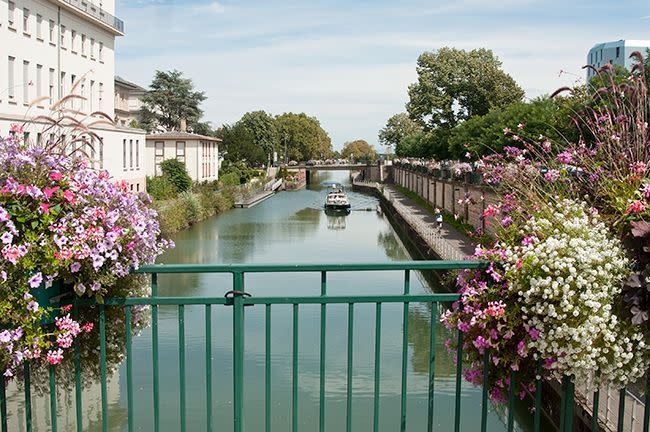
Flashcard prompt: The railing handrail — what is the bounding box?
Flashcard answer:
[137,260,488,273]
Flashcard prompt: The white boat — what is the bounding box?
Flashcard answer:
[324,186,351,211]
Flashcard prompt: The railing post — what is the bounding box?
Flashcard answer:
[233,272,246,432]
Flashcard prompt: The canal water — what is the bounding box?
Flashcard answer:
[10,171,532,431]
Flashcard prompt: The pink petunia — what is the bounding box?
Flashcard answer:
[626,200,647,214]
[49,171,63,181]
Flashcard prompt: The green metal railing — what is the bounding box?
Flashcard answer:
[1,261,649,431]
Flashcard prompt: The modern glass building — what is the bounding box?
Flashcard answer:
[586,39,650,80]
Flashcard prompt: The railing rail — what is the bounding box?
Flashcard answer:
[1,261,648,432]
[60,0,125,33]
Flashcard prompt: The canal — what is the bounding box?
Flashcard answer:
[10,171,532,431]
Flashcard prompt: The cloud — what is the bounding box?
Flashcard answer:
[115,0,639,149]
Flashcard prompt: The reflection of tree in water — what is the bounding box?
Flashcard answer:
[377,230,410,261]
[408,304,455,377]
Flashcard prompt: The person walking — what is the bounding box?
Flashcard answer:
[435,208,443,232]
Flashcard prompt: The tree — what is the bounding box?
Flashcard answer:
[140,70,207,132]
[378,113,422,151]
[276,113,333,161]
[160,158,192,193]
[406,47,524,130]
[237,111,279,164]
[216,123,266,166]
[341,140,377,161]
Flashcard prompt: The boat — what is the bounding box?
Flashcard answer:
[324,186,351,211]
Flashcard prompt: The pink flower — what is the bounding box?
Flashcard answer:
[503,127,512,135]
[641,184,650,199]
[43,186,59,199]
[541,140,552,153]
[9,124,24,135]
[626,200,647,214]
[39,203,50,214]
[517,123,525,129]
[521,235,535,246]
[63,190,75,204]
[49,171,63,182]
[556,151,573,164]
[82,322,94,333]
[47,349,64,365]
[544,170,560,182]
[630,161,647,175]
[28,273,42,288]
[528,328,540,341]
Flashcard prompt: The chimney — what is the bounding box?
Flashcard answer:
[180,118,187,132]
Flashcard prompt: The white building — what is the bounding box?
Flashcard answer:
[114,75,145,127]
[0,0,146,192]
[586,39,650,81]
[145,131,221,182]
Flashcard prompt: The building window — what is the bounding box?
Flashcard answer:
[48,68,55,101]
[49,20,55,44]
[80,82,85,111]
[8,57,15,100]
[60,71,66,98]
[8,2,15,28]
[60,25,66,48]
[136,140,140,169]
[98,83,103,111]
[23,8,29,34]
[71,30,77,52]
[23,61,29,105]
[89,80,94,111]
[99,42,104,61]
[129,139,134,169]
[36,14,42,39]
[122,139,127,170]
[136,183,140,192]
[90,38,95,59]
[616,47,620,58]
[36,64,42,101]
[155,141,164,175]
[99,139,104,169]
[176,141,186,163]
[81,34,86,56]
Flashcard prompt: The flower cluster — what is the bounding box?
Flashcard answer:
[443,200,649,399]
[0,133,171,377]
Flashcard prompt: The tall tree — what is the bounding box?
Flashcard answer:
[216,123,266,166]
[406,47,524,130]
[140,70,207,132]
[341,140,377,161]
[378,113,422,151]
[276,113,332,161]
[237,111,279,164]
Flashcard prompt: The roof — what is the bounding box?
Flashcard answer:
[115,76,146,92]
[589,40,650,51]
[146,131,222,142]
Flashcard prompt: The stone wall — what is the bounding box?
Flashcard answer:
[392,167,501,234]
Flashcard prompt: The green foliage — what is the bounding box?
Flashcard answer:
[220,172,241,186]
[276,166,289,180]
[160,159,193,193]
[140,70,207,133]
[129,119,140,129]
[276,112,333,161]
[146,176,177,200]
[396,129,452,159]
[179,191,202,221]
[237,111,279,161]
[341,140,377,161]
[155,199,190,236]
[406,47,524,130]
[379,113,422,150]
[217,122,266,166]
[447,95,584,158]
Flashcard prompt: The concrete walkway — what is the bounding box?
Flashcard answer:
[354,180,476,260]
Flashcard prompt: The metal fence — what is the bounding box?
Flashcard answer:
[1,262,648,432]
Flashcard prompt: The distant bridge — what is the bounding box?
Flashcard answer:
[292,164,369,171]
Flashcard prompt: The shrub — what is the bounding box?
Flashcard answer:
[179,191,203,223]
[155,200,190,236]
[146,175,177,200]
[160,159,193,193]
[220,172,241,186]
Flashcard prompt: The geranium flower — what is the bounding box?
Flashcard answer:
[626,200,647,214]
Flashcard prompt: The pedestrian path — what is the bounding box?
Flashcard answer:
[354,180,476,260]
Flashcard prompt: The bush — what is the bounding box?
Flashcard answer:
[220,172,241,186]
[155,200,190,236]
[179,191,203,223]
[146,176,177,200]
[160,159,193,193]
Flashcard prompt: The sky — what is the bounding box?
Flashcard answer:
[114,0,650,151]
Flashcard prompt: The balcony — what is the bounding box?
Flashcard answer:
[59,0,124,34]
